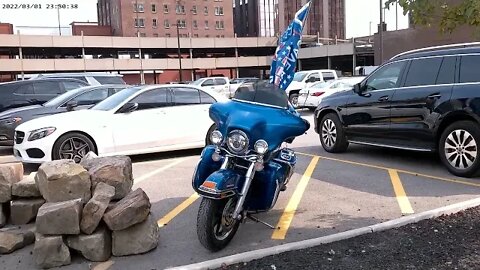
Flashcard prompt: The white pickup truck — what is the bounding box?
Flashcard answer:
[285,69,338,107]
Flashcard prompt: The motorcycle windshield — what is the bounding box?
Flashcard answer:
[210,81,309,151]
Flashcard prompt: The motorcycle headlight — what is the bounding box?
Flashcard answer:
[28,127,56,141]
[227,130,249,154]
[0,117,22,125]
[210,130,223,145]
[254,140,269,155]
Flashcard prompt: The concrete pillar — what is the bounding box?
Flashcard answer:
[17,30,24,80]
[190,48,194,81]
[327,56,331,69]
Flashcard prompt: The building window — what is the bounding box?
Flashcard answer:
[193,20,198,29]
[153,19,158,28]
[135,18,145,28]
[192,5,197,14]
[204,6,208,15]
[221,35,224,38]
[205,35,209,38]
[205,20,209,29]
[214,6,224,16]
[166,33,171,37]
[176,19,186,28]
[134,3,144,12]
[151,4,156,13]
[193,34,199,38]
[215,20,224,30]
[163,4,169,13]
[153,33,159,37]
[164,19,170,28]
[176,4,185,14]
[140,33,146,37]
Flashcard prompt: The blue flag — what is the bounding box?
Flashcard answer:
[270,1,311,91]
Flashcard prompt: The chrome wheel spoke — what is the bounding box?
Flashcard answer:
[445,129,477,170]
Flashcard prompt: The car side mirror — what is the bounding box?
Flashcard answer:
[66,101,78,111]
[118,102,138,113]
[353,83,363,94]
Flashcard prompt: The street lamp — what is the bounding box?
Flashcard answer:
[174,23,183,82]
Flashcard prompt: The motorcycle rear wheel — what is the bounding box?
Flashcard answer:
[197,197,240,252]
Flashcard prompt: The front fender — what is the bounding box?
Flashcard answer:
[196,169,243,199]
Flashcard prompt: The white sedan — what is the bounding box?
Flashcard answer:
[298,77,366,111]
[13,84,227,163]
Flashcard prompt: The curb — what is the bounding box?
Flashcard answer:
[166,196,480,270]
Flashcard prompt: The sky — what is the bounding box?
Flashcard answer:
[0,0,409,37]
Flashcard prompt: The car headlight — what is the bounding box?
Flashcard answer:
[254,140,269,155]
[227,130,249,154]
[28,127,56,141]
[0,117,22,125]
[210,130,223,145]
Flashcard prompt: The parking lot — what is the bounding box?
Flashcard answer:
[2,111,480,270]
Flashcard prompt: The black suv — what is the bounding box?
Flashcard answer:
[0,78,88,112]
[314,43,480,177]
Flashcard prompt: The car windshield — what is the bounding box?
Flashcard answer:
[293,72,308,82]
[312,81,332,89]
[191,79,204,86]
[91,86,143,111]
[233,80,289,108]
[43,86,96,107]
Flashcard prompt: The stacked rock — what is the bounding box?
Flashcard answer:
[0,155,159,269]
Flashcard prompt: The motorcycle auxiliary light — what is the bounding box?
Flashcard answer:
[254,140,268,155]
[210,130,223,145]
[212,152,222,162]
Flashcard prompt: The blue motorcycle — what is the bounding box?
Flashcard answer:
[192,81,310,251]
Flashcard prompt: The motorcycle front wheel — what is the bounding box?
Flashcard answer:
[196,197,240,252]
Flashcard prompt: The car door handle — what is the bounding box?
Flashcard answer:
[378,96,389,102]
[427,94,442,99]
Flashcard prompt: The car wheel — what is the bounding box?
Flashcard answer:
[319,113,348,153]
[205,124,217,146]
[52,132,96,163]
[289,93,299,108]
[439,121,480,177]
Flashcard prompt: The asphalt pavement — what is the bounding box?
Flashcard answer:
[1,111,480,270]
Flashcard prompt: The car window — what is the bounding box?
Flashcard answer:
[330,82,341,89]
[93,76,125,85]
[293,72,307,82]
[214,78,227,85]
[14,83,34,95]
[459,55,480,83]
[172,87,201,105]
[365,61,406,91]
[62,81,88,91]
[62,76,88,83]
[130,88,169,110]
[33,81,62,95]
[201,79,214,87]
[307,73,321,81]
[69,88,109,106]
[436,57,456,85]
[403,57,443,87]
[199,91,216,104]
[322,72,336,81]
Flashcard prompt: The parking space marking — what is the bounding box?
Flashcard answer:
[296,152,480,188]
[134,157,191,185]
[92,260,114,270]
[272,156,320,240]
[157,193,200,228]
[388,169,414,215]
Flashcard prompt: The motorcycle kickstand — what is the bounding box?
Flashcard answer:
[247,214,277,230]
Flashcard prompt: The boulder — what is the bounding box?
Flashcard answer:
[35,160,91,203]
[10,198,45,225]
[12,175,41,198]
[103,188,151,231]
[36,199,82,235]
[0,203,5,228]
[0,163,23,203]
[80,156,133,200]
[67,227,111,262]
[80,182,115,234]
[112,214,159,256]
[0,229,35,254]
[34,236,71,268]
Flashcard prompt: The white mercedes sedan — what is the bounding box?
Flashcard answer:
[13,84,227,163]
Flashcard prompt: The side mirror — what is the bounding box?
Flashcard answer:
[118,102,138,114]
[66,100,78,111]
[353,83,363,94]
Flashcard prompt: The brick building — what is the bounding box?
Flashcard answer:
[97,0,234,38]
[71,22,112,36]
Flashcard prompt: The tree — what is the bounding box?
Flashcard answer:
[386,0,480,33]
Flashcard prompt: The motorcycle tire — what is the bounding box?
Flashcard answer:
[197,197,240,252]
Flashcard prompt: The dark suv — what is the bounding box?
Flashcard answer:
[314,43,480,177]
[0,78,88,112]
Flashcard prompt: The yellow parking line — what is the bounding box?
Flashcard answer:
[388,169,414,215]
[157,193,200,228]
[272,156,319,240]
[92,260,114,270]
[296,152,480,188]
